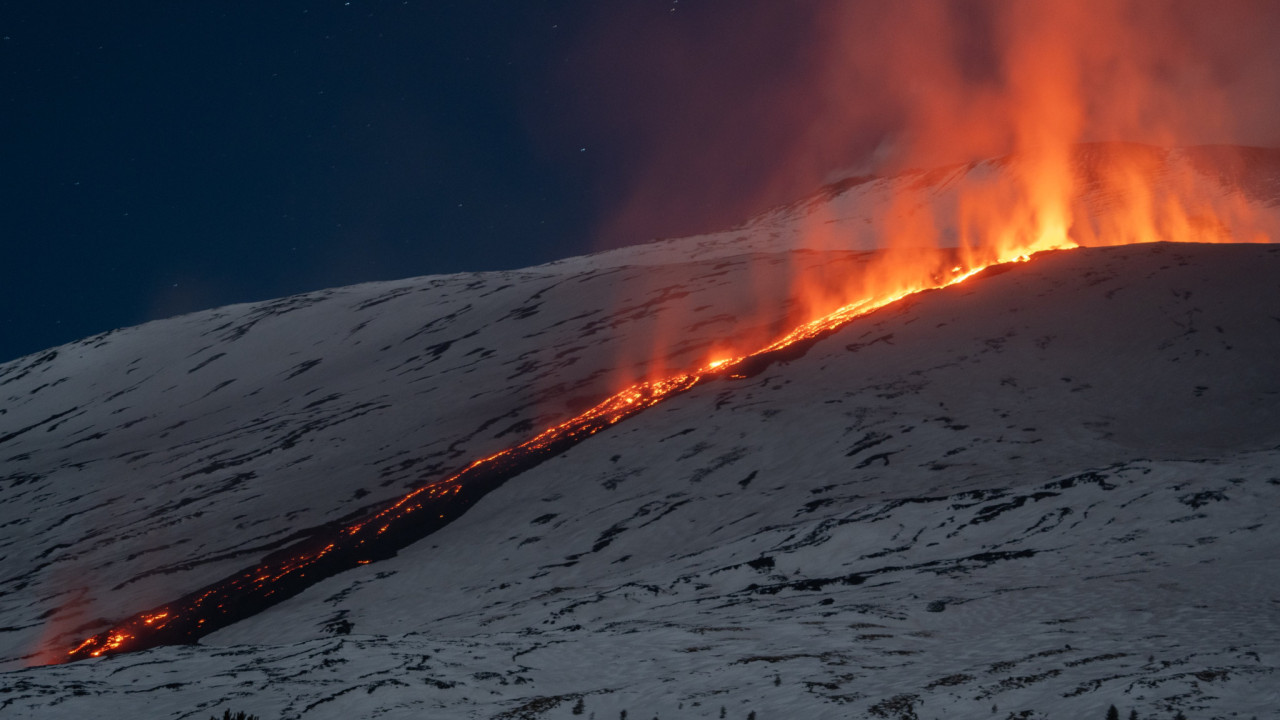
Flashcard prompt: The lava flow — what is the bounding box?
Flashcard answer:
[61,244,1051,663]
[54,0,1280,662]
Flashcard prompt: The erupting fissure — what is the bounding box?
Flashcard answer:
[60,245,1061,663]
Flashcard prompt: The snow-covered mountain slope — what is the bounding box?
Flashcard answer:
[3,242,1278,719]
[204,243,1278,720]
[1,146,1279,719]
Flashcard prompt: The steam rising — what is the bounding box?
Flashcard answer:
[571,0,1280,247]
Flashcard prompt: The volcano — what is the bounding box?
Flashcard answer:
[2,145,1279,719]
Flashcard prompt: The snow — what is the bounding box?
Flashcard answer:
[1,147,1279,719]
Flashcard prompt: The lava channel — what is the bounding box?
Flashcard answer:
[62,251,1030,663]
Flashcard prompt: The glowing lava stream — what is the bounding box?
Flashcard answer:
[62,246,1054,663]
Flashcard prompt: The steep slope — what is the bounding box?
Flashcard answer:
[2,243,1278,719]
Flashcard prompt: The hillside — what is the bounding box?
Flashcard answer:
[1,147,1279,719]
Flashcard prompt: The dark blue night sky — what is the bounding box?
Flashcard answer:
[1,3,574,361]
[1,1,849,363]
